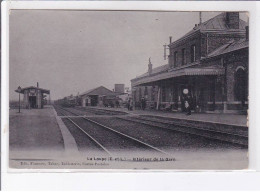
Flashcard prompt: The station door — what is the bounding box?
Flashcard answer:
[90,95,98,106]
[29,96,37,108]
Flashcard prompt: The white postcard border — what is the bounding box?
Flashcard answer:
[1,0,260,190]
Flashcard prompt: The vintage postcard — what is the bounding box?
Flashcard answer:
[8,9,249,170]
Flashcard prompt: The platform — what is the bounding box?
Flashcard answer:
[8,105,248,170]
[9,105,65,157]
[82,106,248,127]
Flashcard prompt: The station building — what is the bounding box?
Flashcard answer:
[15,83,50,109]
[80,86,119,107]
[131,12,248,113]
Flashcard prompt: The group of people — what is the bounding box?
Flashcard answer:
[126,89,192,115]
[126,97,147,111]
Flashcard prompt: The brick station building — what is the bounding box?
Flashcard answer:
[131,12,248,113]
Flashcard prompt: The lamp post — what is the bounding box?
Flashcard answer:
[17,86,22,113]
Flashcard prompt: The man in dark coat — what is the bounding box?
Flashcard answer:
[184,95,192,115]
[141,97,146,110]
[183,89,192,115]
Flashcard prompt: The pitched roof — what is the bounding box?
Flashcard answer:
[170,12,247,46]
[80,86,116,97]
[207,38,248,58]
[15,86,50,94]
[132,12,248,86]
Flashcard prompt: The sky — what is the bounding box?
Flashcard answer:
[9,10,248,100]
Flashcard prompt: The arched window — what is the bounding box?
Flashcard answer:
[234,67,248,105]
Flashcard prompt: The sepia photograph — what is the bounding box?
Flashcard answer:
[8,9,249,170]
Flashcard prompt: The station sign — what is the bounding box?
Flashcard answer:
[29,89,37,96]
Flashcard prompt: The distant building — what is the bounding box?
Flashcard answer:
[114,84,125,93]
[79,86,118,107]
[125,87,130,93]
[114,84,130,103]
[131,12,248,113]
[15,83,50,109]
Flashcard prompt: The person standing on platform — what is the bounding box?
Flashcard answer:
[183,89,192,116]
[141,97,146,110]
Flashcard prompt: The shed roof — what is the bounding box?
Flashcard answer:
[80,86,117,97]
[15,86,50,94]
[207,38,248,58]
[133,64,169,81]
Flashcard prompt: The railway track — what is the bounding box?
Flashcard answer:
[74,106,127,115]
[55,105,127,116]
[115,116,248,147]
[55,105,247,149]
[140,115,248,137]
[54,105,173,157]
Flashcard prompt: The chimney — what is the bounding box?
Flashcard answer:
[226,12,239,29]
[37,82,39,88]
[246,26,249,40]
[169,36,172,44]
[148,57,153,75]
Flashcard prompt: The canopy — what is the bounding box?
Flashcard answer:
[132,67,225,87]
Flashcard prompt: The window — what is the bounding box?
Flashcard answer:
[170,87,174,102]
[182,48,186,65]
[133,91,137,102]
[151,86,155,101]
[144,86,148,99]
[139,88,142,101]
[191,45,196,62]
[162,86,166,102]
[144,87,148,96]
[174,51,178,67]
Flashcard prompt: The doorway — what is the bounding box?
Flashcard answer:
[234,68,247,106]
[90,95,98,106]
[29,96,37,108]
